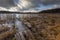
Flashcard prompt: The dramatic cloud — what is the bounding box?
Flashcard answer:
[0,0,15,8]
[14,0,60,10]
[0,0,60,12]
[40,0,60,5]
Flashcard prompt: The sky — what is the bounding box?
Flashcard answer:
[0,0,60,12]
[0,0,16,8]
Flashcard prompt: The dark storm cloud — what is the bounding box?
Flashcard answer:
[39,0,60,5]
[0,0,16,8]
[0,0,60,8]
[0,0,60,12]
[27,0,60,5]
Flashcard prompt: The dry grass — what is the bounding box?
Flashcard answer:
[21,13,60,40]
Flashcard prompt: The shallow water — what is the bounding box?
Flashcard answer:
[15,19,26,32]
